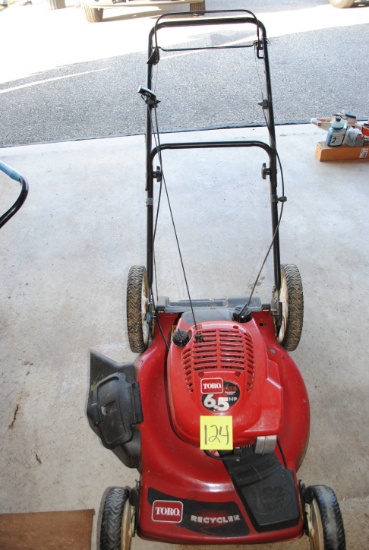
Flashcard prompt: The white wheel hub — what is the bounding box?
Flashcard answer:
[121,499,135,550]
[141,277,149,345]
[277,269,289,343]
[306,500,324,550]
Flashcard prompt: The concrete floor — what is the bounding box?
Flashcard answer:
[1,124,368,549]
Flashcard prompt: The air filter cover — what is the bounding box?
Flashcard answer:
[167,317,282,447]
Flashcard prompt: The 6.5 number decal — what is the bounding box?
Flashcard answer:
[203,394,230,411]
[202,381,240,412]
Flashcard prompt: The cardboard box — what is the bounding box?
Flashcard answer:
[316,141,369,162]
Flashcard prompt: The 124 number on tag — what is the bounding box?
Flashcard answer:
[200,416,233,450]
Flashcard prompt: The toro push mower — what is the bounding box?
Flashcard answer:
[87,10,345,550]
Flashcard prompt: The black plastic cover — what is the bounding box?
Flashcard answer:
[87,351,143,453]
[223,447,300,532]
[89,372,143,448]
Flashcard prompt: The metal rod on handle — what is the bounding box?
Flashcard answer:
[0,161,29,229]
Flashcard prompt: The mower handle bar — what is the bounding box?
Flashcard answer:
[145,10,280,292]
[0,161,29,229]
[146,139,281,293]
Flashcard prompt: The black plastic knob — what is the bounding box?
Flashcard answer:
[172,330,190,347]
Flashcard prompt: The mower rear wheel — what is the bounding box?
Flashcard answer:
[127,265,149,353]
[100,487,135,550]
[277,263,304,351]
[304,485,346,550]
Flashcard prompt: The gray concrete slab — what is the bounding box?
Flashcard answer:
[1,124,368,549]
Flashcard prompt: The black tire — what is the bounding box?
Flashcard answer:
[304,485,346,550]
[81,0,103,22]
[190,1,205,11]
[329,0,355,8]
[100,487,134,550]
[276,263,304,351]
[127,265,149,354]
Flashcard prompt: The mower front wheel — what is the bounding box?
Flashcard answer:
[276,263,304,351]
[304,485,346,550]
[100,487,135,550]
[127,265,150,353]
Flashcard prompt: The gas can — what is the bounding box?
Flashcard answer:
[326,115,347,147]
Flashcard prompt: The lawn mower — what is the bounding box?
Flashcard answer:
[0,161,29,229]
[87,9,346,549]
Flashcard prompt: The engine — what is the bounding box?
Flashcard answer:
[167,314,283,449]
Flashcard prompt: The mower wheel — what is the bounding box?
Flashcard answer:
[277,263,304,351]
[100,487,135,550]
[127,265,149,353]
[304,485,346,550]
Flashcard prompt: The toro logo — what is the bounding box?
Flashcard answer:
[201,378,223,394]
[152,500,183,523]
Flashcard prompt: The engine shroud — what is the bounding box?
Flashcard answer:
[167,316,283,447]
